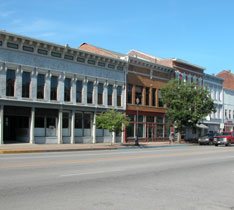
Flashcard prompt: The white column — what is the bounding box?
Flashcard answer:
[72,75,76,104]
[92,112,96,144]
[0,63,6,98]
[16,65,22,99]
[58,73,65,102]
[104,82,108,107]
[31,68,37,100]
[113,84,117,107]
[0,105,4,144]
[30,107,35,144]
[45,71,50,101]
[58,110,63,144]
[93,80,98,105]
[83,78,87,105]
[71,110,75,144]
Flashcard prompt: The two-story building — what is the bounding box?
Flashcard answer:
[79,45,174,143]
[0,31,127,144]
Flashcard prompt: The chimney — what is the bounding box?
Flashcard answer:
[228,69,231,73]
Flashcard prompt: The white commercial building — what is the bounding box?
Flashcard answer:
[0,31,127,144]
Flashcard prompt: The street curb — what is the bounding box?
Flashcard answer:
[0,150,44,154]
[0,144,189,154]
[117,144,188,150]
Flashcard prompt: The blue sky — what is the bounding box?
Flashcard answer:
[1,0,234,75]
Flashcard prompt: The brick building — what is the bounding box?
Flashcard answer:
[79,45,174,142]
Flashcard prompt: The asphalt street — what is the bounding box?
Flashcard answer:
[1,145,234,210]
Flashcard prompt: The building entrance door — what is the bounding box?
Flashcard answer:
[147,124,156,142]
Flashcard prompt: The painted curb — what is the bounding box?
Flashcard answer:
[0,150,44,154]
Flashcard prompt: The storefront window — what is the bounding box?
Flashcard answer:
[147,116,154,122]
[75,113,82,129]
[126,123,134,137]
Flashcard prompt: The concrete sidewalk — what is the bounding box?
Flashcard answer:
[0,142,189,154]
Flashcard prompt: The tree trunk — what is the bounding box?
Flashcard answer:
[177,132,181,143]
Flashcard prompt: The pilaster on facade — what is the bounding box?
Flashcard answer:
[103,81,108,107]
[45,71,50,101]
[58,110,63,144]
[72,75,76,105]
[16,65,22,99]
[0,105,3,145]
[71,110,75,144]
[31,68,37,100]
[0,62,6,98]
[30,107,35,144]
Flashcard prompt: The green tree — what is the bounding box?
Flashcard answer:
[161,79,216,142]
[96,109,130,144]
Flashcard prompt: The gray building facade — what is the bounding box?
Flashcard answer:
[0,31,127,144]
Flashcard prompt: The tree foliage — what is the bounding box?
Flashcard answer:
[161,79,216,133]
[96,109,130,134]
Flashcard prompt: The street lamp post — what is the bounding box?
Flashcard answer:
[135,97,140,146]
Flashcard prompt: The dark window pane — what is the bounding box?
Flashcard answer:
[64,54,73,60]
[98,62,105,67]
[35,117,44,128]
[64,78,71,101]
[7,42,18,49]
[127,84,132,104]
[75,113,82,129]
[37,74,45,99]
[84,113,91,129]
[108,64,115,69]
[76,80,83,103]
[147,116,154,122]
[23,46,34,52]
[88,60,95,65]
[98,83,103,105]
[6,69,15,96]
[22,71,30,98]
[38,49,48,55]
[117,86,122,106]
[128,115,135,121]
[50,76,58,100]
[159,89,164,107]
[108,85,113,106]
[146,87,149,106]
[46,117,56,128]
[126,123,134,137]
[62,113,69,128]
[117,66,123,71]
[152,88,156,106]
[87,82,93,104]
[157,116,164,123]
[77,57,85,63]
[51,51,61,58]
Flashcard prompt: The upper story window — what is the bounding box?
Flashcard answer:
[0,40,2,46]
[117,86,122,107]
[64,54,74,60]
[6,69,16,97]
[22,71,31,98]
[50,76,58,101]
[152,88,156,107]
[145,87,150,106]
[229,110,232,119]
[87,81,93,104]
[77,57,85,63]
[76,80,83,103]
[98,62,105,67]
[117,66,123,71]
[158,89,164,107]
[108,85,113,106]
[23,46,34,52]
[37,74,45,99]
[64,78,71,102]
[7,42,18,49]
[108,64,115,69]
[98,83,103,105]
[51,51,62,58]
[87,60,95,65]
[225,109,227,118]
[135,86,142,105]
[38,49,48,55]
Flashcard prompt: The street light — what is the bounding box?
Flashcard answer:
[135,97,140,146]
